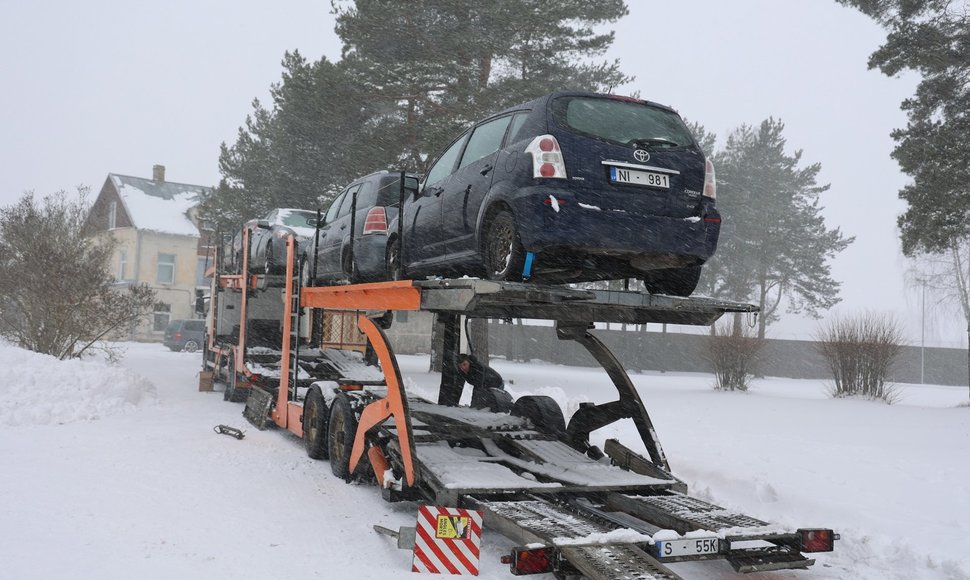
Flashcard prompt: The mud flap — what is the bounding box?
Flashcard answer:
[243,386,274,430]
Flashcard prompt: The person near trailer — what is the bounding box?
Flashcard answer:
[455,353,513,412]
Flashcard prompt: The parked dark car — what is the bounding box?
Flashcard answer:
[163,319,205,352]
[301,171,404,285]
[392,91,720,296]
[230,208,318,275]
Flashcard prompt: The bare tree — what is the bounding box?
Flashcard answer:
[705,321,765,391]
[0,189,157,359]
[815,312,903,403]
[907,243,970,399]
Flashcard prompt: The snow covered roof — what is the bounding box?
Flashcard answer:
[109,173,207,237]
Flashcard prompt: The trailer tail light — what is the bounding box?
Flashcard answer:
[362,207,388,235]
[703,158,716,199]
[798,528,838,552]
[525,135,567,179]
[501,547,555,575]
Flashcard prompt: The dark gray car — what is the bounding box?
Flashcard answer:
[302,171,404,285]
[163,319,205,352]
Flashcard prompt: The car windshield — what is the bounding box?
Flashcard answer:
[551,96,696,149]
[277,209,317,228]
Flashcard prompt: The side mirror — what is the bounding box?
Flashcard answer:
[402,175,421,199]
[255,219,271,230]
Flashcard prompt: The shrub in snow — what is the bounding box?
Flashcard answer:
[705,323,765,391]
[815,312,902,403]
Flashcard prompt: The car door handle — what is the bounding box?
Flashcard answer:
[480,164,493,176]
[430,186,444,197]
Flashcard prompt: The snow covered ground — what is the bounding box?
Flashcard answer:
[0,341,967,579]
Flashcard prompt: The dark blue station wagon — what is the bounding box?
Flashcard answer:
[393,91,720,296]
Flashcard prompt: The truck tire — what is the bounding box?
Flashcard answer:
[511,395,566,439]
[303,386,330,460]
[328,393,359,481]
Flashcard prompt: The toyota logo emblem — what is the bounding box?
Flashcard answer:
[633,149,650,163]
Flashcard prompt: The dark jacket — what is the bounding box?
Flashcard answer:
[458,355,505,391]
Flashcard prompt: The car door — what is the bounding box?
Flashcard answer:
[314,190,348,279]
[406,131,469,268]
[321,184,362,278]
[439,114,514,261]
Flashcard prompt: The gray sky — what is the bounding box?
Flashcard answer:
[2,1,954,346]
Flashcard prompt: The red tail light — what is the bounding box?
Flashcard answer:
[175,331,183,340]
[703,158,717,199]
[362,207,388,235]
[503,547,555,575]
[799,528,838,552]
[525,135,567,179]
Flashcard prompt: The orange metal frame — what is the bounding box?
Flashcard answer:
[270,236,419,486]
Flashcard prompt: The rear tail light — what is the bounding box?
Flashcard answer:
[175,331,183,340]
[703,158,716,198]
[798,528,838,552]
[525,135,567,179]
[501,547,555,575]
[362,207,388,235]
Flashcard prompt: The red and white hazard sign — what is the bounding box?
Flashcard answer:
[412,505,483,575]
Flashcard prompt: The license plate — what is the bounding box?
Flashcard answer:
[656,537,719,558]
[609,166,670,189]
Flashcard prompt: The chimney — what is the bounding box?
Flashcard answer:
[153,164,165,182]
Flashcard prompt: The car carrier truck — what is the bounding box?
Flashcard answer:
[203,221,837,579]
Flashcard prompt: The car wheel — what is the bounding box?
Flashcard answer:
[303,386,329,460]
[264,244,275,276]
[328,393,361,481]
[641,265,702,297]
[484,210,525,281]
[386,238,403,281]
[182,339,200,353]
[342,250,355,284]
[511,395,566,438]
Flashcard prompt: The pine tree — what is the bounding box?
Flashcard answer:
[696,119,853,338]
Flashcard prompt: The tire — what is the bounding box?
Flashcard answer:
[328,393,360,481]
[182,339,200,353]
[641,265,702,297]
[386,238,403,281]
[484,210,526,281]
[342,249,355,283]
[511,395,566,438]
[264,243,275,276]
[223,352,235,402]
[299,255,312,288]
[303,386,330,460]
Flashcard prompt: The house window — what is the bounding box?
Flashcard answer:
[118,249,127,280]
[157,253,176,284]
[108,201,117,229]
[153,303,171,332]
[196,256,209,287]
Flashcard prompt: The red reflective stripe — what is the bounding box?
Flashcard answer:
[415,521,460,574]
[704,216,721,223]
[434,507,478,573]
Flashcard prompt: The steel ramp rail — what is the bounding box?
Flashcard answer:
[469,497,681,580]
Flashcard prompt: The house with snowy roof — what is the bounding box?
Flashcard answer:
[87,165,213,341]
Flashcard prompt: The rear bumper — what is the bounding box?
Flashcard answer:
[509,189,719,268]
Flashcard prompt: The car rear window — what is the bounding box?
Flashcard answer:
[551,96,696,149]
[184,320,205,331]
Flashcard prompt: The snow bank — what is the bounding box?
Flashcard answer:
[0,343,157,426]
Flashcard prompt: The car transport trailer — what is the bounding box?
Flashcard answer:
[205,235,838,579]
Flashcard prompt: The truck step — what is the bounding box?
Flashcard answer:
[727,546,814,573]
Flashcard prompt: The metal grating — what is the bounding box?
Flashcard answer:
[320,310,367,352]
[481,499,618,541]
[632,494,768,532]
[560,545,683,580]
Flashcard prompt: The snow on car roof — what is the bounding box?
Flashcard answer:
[110,174,205,237]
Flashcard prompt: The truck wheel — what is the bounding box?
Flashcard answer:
[328,393,359,481]
[304,386,330,460]
[511,395,566,438]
